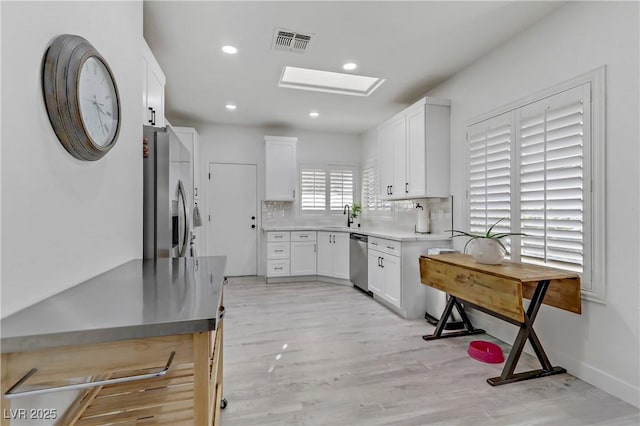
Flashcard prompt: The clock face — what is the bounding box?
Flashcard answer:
[78,57,119,147]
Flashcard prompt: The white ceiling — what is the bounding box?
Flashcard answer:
[144,1,564,134]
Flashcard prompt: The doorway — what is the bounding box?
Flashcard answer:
[208,163,257,276]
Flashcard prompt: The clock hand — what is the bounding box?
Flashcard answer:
[94,95,107,136]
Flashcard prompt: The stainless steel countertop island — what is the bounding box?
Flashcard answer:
[1,256,226,353]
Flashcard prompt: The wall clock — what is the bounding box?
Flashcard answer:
[43,34,121,161]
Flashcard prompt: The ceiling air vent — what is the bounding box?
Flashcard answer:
[272,28,313,53]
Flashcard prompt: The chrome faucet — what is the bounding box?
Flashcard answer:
[343,204,353,227]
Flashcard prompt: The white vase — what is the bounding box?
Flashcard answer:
[470,238,505,265]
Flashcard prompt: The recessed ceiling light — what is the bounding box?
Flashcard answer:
[309,111,319,118]
[222,45,238,54]
[279,66,385,97]
[343,62,357,71]
[225,104,237,110]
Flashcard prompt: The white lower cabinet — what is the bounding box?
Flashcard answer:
[291,241,317,276]
[317,232,349,279]
[368,249,401,308]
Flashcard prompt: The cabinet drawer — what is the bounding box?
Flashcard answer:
[368,237,401,257]
[267,260,290,277]
[267,243,289,259]
[267,231,290,242]
[291,231,316,241]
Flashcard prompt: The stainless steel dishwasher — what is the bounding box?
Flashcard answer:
[350,233,371,295]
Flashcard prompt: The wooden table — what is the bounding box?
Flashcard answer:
[419,254,581,386]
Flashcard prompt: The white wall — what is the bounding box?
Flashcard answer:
[423,2,639,406]
[1,1,143,318]
[190,123,360,274]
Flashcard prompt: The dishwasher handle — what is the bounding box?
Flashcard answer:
[350,233,368,243]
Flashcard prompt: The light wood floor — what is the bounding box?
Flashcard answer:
[220,277,639,425]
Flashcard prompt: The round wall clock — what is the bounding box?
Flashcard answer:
[43,34,121,161]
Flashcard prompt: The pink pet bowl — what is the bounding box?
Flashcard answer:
[468,340,505,364]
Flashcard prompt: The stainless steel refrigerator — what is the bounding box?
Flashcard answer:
[143,125,192,258]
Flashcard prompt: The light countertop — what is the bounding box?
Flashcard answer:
[1,256,226,353]
[262,225,451,242]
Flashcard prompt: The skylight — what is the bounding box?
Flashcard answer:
[279,66,385,96]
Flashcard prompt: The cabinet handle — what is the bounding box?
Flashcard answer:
[329,234,332,243]
[390,185,393,195]
[332,235,335,244]
[252,216,256,220]
[275,250,283,253]
[275,267,283,270]
[251,224,256,229]
[405,182,409,193]
[314,244,317,253]
[378,256,381,267]
[371,242,378,246]
[300,235,308,238]
[386,245,395,250]
[386,186,390,195]
[293,190,295,198]
[218,305,226,320]
[195,187,198,197]
[380,257,384,268]
[4,351,176,399]
[275,235,283,239]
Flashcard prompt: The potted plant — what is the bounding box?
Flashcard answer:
[350,203,361,227]
[448,218,525,265]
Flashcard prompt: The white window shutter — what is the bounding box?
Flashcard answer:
[519,84,590,274]
[300,168,326,211]
[329,168,354,211]
[467,112,513,253]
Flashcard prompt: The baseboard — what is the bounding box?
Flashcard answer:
[467,310,640,408]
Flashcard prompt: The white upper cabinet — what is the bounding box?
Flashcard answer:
[265,136,297,201]
[142,39,165,128]
[378,97,450,200]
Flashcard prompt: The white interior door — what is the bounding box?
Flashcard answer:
[208,163,257,276]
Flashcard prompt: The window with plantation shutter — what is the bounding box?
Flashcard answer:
[329,168,354,211]
[519,84,590,275]
[467,113,513,256]
[300,165,356,213]
[300,168,326,211]
[466,71,603,301]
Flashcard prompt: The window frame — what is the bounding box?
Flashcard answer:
[464,67,606,303]
[361,159,392,217]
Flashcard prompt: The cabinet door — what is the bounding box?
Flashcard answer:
[378,122,394,199]
[265,139,296,201]
[391,117,406,199]
[331,233,350,279]
[406,103,426,197]
[381,255,401,308]
[142,39,166,127]
[317,232,333,276]
[368,251,383,296]
[290,241,317,276]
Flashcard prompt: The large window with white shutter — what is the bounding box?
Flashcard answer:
[466,68,605,302]
[300,165,357,214]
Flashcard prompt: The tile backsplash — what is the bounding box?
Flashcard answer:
[262,197,452,235]
[361,197,452,234]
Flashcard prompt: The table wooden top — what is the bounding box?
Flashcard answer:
[419,254,582,319]
[422,254,579,284]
